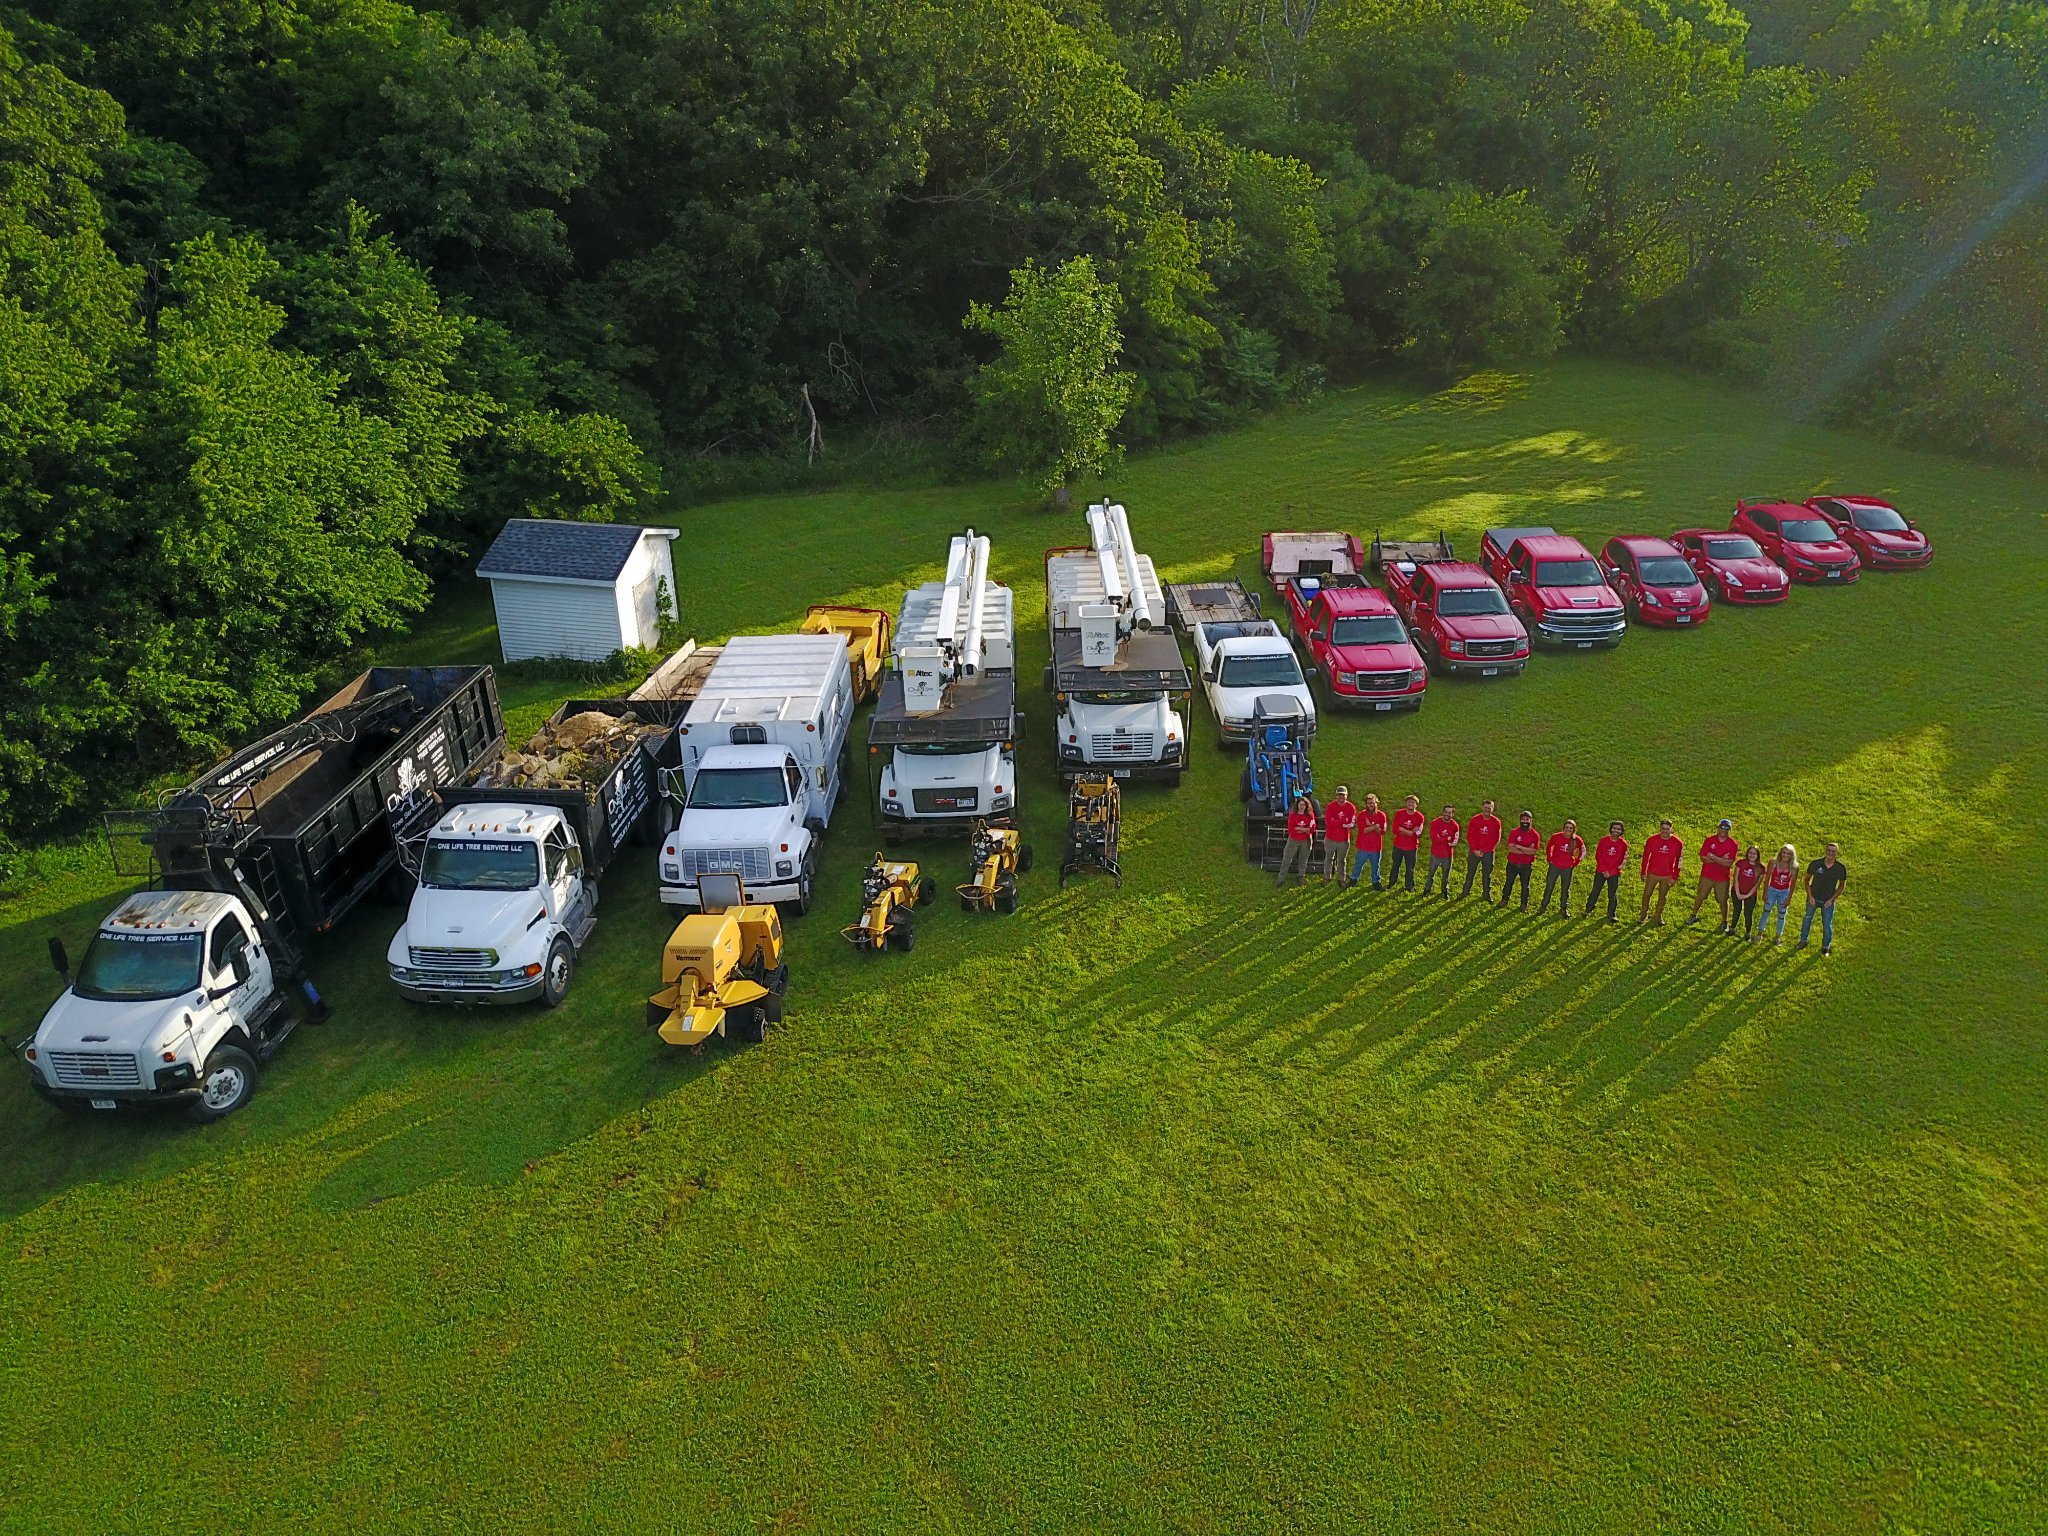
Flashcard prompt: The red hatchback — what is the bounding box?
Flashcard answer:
[1805,496,1933,570]
[1597,536,1711,627]
[1730,501,1862,585]
[1671,528,1790,604]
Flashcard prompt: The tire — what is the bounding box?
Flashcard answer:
[960,891,977,913]
[789,866,814,918]
[804,817,826,842]
[188,1045,258,1122]
[1042,663,1056,694]
[995,881,1018,914]
[733,1004,768,1044]
[1017,844,1034,873]
[888,916,916,953]
[541,937,574,1008]
[1165,771,1183,790]
[915,875,937,906]
[1239,767,1252,803]
[771,962,789,994]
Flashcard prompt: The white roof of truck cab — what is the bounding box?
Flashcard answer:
[432,803,556,837]
[684,633,851,726]
[1047,550,1167,629]
[105,889,236,932]
[1266,533,1359,579]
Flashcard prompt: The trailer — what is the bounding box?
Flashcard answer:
[1261,531,1367,593]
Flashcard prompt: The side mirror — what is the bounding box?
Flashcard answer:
[48,936,70,979]
[1202,668,1216,683]
[230,949,252,985]
[565,843,584,873]
[1907,519,1918,530]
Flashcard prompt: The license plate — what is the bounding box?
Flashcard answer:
[1575,641,1593,649]
[1112,769,1130,779]
[1676,615,1690,624]
[1481,667,1499,676]
[90,1099,116,1111]
[1825,572,1841,581]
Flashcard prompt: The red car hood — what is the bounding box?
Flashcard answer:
[1535,582,1621,610]
[1867,530,1928,551]
[1440,612,1525,642]
[1713,556,1787,586]
[1788,539,1857,561]
[1645,582,1709,605]
[1328,641,1424,673]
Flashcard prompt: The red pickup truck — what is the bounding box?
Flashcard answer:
[1281,575,1428,712]
[1479,527,1627,649]
[1372,536,1529,676]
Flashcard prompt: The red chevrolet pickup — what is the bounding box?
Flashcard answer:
[1373,536,1529,676]
[1281,574,1428,712]
[1479,526,1627,650]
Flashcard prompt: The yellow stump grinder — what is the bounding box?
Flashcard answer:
[957,820,1032,914]
[843,854,937,953]
[646,874,788,1046]
[1060,773,1122,887]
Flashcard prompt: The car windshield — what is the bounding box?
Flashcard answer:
[422,838,541,891]
[1219,653,1305,687]
[1782,519,1836,542]
[1638,557,1696,586]
[1435,588,1509,617]
[73,930,204,1001]
[1535,559,1603,586]
[1329,615,1407,645]
[1706,537,1761,559]
[687,766,790,809]
[1076,690,1161,705]
[1850,505,1909,532]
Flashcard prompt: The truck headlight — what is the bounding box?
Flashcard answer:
[1445,640,1464,655]
[992,792,1013,811]
[1060,741,1082,758]
[661,860,681,878]
[881,800,906,817]
[1410,669,1427,685]
[1336,672,1356,688]
[776,859,795,878]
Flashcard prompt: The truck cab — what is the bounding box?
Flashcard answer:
[25,890,286,1120]
[1480,527,1627,648]
[663,743,825,913]
[1377,546,1529,677]
[1282,576,1428,711]
[388,801,599,1006]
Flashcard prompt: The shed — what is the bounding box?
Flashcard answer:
[476,519,681,664]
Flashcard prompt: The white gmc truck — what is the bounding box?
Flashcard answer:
[1166,579,1317,746]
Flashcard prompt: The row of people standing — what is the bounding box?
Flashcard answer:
[1279,792,1850,954]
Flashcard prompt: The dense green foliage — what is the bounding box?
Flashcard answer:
[4,364,2044,1529]
[3,0,2046,838]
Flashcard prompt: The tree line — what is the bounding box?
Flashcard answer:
[2,0,2044,843]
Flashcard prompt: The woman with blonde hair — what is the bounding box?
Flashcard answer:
[1759,843,1798,942]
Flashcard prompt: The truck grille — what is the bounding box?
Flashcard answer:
[1465,639,1519,657]
[911,789,977,813]
[1545,607,1623,629]
[682,846,773,883]
[1090,732,1154,758]
[1353,671,1412,692]
[410,947,495,970]
[43,1050,144,1088]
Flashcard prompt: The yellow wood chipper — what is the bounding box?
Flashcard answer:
[800,605,892,705]
[842,854,936,952]
[646,875,788,1046]
[957,821,1032,914]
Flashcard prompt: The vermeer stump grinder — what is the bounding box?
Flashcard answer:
[957,820,1032,914]
[843,854,937,953]
[646,874,787,1046]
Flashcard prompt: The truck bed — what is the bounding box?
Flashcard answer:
[1165,580,1261,630]
[1261,532,1366,588]
[631,640,725,703]
[1368,533,1454,572]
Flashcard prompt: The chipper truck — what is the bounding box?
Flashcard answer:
[26,667,504,1119]
[386,698,680,1008]
[1166,578,1316,747]
[1045,503,1192,786]
[872,529,1020,840]
[646,874,787,1046]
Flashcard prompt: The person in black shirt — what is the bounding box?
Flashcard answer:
[1798,843,1848,955]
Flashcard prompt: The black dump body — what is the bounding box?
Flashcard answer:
[441,697,686,881]
[110,667,505,949]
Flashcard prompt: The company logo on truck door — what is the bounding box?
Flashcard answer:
[386,726,453,814]
[606,752,650,838]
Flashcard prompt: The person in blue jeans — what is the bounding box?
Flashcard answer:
[1797,843,1848,955]
[1349,793,1388,890]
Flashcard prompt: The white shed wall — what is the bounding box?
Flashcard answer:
[491,578,627,663]
[614,534,676,651]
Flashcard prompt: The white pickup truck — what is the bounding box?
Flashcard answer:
[1166,579,1317,746]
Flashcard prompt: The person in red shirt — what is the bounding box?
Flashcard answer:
[1277,794,1318,888]
[1536,818,1586,916]
[1423,804,1461,899]
[1638,818,1683,926]
[1350,793,1389,889]
[1499,810,1541,911]
[1760,842,1798,942]
[1389,794,1426,892]
[1582,820,1629,922]
[1462,799,1503,900]
[1729,843,1766,939]
[1686,817,1740,929]
[1321,786,1358,885]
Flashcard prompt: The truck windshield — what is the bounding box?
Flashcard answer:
[1535,559,1603,586]
[1706,537,1762,559]
[1074,691,1160,705]
[73,931,205,1001]
[1218,654,1304,687]
[422,839,541,891]
[894,742,987,756]
[688,766,789,809]
[1328,615,1407,645]
[1850,505,1908,531]
[1435,589,1509,617]
[1781,519,1836,543]
[1637,557,1696,586]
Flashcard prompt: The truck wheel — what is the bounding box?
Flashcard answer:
[760,991,783,1026]
[1165,771,1183,790]
[790,868,814,917]
[1017,843,1034,873]
[188,1045,258,1122]
[541,937,574,1007]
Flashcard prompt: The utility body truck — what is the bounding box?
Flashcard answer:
[1165,579,1316,745]
[387,697,681,1008]
[1374,535,1530,677]
[27,667,503,1119]
[658,634,858,914]
[872,529,1020,839]
[1280,574,1429,712]
[1480,527,1628,648]
[1044,503,1192,784]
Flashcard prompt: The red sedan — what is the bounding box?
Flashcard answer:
[1671,528,1791,605]
[1730,501,1862,585]
[1805,496,1933,570]
[1598,536,1711,627]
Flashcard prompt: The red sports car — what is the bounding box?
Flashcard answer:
[1671,528,1790,605]
[1730,501,1862,585]
[1805,496,1933,570]
[1598,536,1711,627]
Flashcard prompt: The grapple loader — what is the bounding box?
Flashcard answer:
[957,821,1032,914]
[1060,774,1122,887]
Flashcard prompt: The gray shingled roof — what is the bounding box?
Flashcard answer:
[476,519,654,584]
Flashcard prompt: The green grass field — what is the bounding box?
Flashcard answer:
[3,361,2044,1533]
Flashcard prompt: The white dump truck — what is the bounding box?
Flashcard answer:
[1044,502,1192,785]
[1165,578,1317,746]
[871,528,1021,839]
[657,633,857,914]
